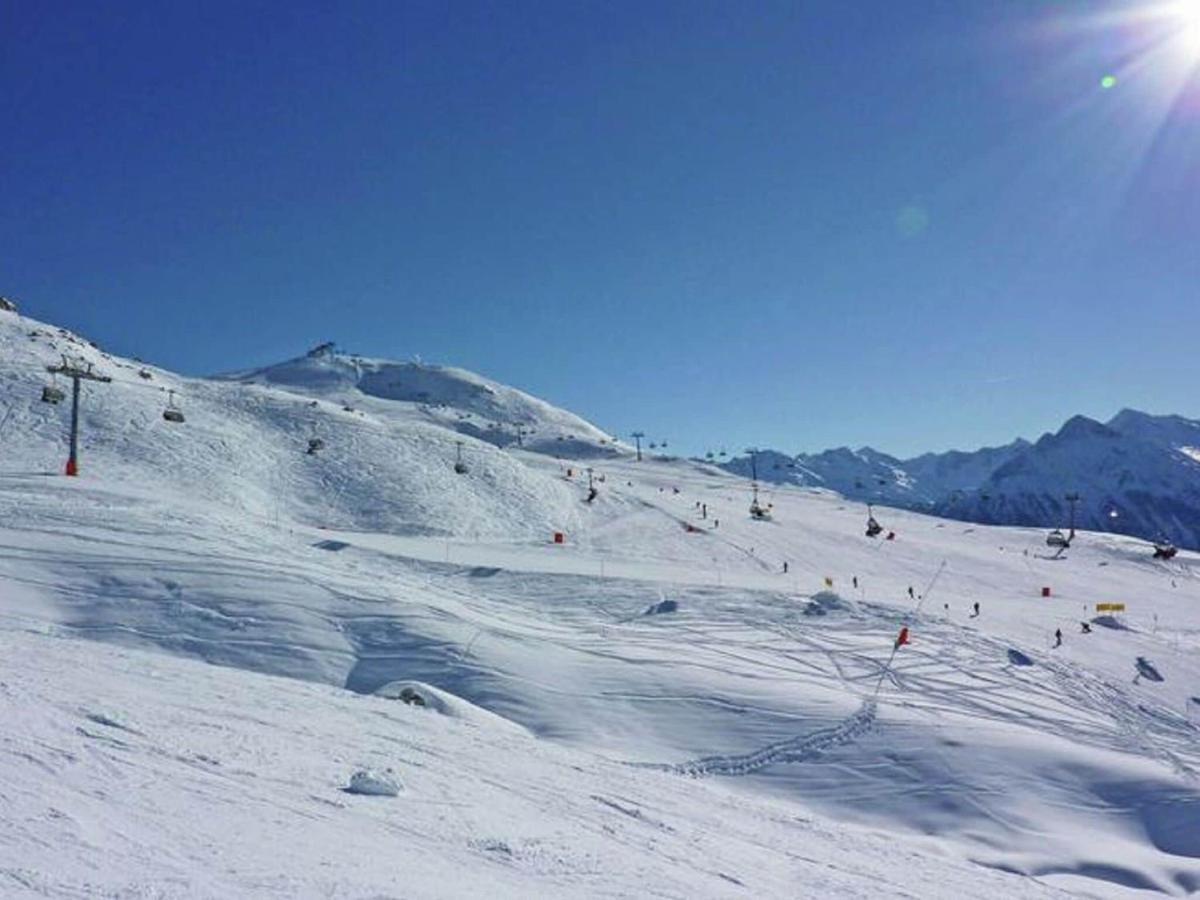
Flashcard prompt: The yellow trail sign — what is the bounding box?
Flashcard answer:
[1095,603,1126,613]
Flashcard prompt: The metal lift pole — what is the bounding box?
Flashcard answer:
[47,358,112,476]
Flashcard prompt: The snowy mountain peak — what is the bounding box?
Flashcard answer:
[723,408,1200,550]
[224,347,620,458]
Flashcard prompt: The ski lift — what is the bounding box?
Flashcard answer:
[454,441,468,474]
[1153,540,1177,560]
[1045,528,1070,549]
[162,390,185,423]
[865,504,883,538]
[41,382,65,405]
[748,486,772,520]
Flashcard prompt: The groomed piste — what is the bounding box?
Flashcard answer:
[1,306,1198,898]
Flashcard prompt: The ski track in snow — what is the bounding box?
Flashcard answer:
[3,309,1200,897]
[638,699,879,778]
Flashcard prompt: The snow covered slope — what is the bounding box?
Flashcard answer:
[2,305,1200,898]
[0,312,607,541]
[225,342,620,459]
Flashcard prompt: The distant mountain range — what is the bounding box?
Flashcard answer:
[720,410,1200,550]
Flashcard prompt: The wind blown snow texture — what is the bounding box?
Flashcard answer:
[2,306,1199,898]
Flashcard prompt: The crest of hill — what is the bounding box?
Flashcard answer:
[0,310,608,540]
[223,343,621,459]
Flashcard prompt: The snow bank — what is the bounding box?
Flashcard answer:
[374,681,530,736]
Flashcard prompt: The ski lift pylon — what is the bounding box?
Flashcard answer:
[454,440,468,474]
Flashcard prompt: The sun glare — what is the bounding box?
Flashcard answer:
[1169,0,1200,57]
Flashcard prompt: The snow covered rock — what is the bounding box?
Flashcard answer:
[345,768,402,796]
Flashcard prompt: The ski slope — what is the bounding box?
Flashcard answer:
[2,306,1199,898]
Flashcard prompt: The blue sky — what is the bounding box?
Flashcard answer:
[4,1,1198,457]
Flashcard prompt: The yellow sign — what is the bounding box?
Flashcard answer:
[1095,603,1126,613]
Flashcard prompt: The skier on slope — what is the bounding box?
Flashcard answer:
[1054,628,1063,648]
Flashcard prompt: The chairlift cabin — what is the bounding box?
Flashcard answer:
[748,475,772,520]
[454,441,468,474]
[41,383,65,405]
[162,390,185,423]
[865,504,883,538]
[1153,541,1178,560]
[1045,529,1070,549]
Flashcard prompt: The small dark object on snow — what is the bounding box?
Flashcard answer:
[1006,649,1034,667]
[1134,657,1163,683]
[644,599,678,616]
[398,687,427,707]
[1080,621,1092,634]
[313,540,350,552]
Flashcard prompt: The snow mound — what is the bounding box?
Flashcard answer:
[374,681,530,736]
[345,769,402,796]
[803,591,857,617]
[1135,657,1164,683]
[1092,615,1130,631]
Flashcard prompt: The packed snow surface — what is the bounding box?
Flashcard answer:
[2,307,1199,898]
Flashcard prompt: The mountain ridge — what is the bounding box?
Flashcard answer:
[722,409,1200,550]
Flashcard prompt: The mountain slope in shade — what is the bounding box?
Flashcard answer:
[938,412,1200,549]
[722,411,1200,549]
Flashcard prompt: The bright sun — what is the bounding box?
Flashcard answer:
[1173,0,1200,56]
